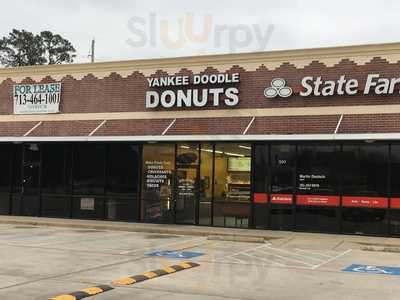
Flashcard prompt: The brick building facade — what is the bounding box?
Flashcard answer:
[1,43,400,235]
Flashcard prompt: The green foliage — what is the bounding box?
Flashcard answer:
[0,29,76,67]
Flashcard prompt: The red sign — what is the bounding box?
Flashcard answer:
[254,193,268,204]
[342,196,388,208]
[270,194,293,204]
[391,198,400,209]
[296,195,340,207]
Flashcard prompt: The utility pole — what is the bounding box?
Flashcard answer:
[89,38,95,63]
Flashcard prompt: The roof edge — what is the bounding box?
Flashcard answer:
[1,41,400,78]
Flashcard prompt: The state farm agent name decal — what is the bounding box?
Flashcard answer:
[146,73,240,109]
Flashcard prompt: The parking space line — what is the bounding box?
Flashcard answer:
[311,249,352,270]
[228,256,248,264]
[49,285,113,300]
[222,244,269,260]
[257,248,315,267]
[294,248,334,259]
[264,246,326,262]
[241,252,287,267]
[112,261,200,286]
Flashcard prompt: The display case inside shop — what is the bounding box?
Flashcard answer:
[225,157,251,202]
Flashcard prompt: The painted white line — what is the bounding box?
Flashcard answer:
[241,252,287,267]
[222,244,269,260]
[264,246,325,262]
[31,232,133,247]
[294,248,335,259]
[257,248,315,267]
[119,237,206,255]
[229,256,247,264]
[311,249,352,270]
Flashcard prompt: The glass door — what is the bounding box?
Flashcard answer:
[21,143,41,216]
[269,144,295,230]
[175,143,199,225]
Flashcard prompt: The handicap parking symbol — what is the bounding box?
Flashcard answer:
[146,250,204,259]
[343,264,400,276]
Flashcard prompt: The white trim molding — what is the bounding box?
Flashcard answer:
[1,133,400,143]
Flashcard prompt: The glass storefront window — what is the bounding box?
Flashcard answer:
[0,144,13,194]
[253,144,269,229]
[297,144,340,196]
[341,143,389,235]
[41,144,70,195]
[213,143,251,228]
[269,144,295,230]
[106,144,140,221]
[389,144,400,235]
[342,144,388,196]
[73,144,105,195]
[141,144,175,223]
[176,143,199,224]
[107,144,140,195]
[295,144,340,233]
[199,143,213,226]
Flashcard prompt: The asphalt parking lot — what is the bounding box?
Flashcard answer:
[0,224,400,299]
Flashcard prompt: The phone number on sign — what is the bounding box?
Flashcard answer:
[14,92,60,105]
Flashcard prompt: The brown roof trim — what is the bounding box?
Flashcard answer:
[1,42,400,78]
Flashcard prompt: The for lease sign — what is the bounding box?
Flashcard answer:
[13,83,61,115]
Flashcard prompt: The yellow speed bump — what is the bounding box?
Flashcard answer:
[112,277,136,285]
[49,296,76,300]
[48,285,113,300]
[112,262,200,286]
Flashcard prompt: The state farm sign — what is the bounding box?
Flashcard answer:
[265,74,400,98]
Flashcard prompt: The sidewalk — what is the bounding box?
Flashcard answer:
[0,215,399,247]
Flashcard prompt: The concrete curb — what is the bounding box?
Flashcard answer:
[0,217,282,241]
[207,235,266,243]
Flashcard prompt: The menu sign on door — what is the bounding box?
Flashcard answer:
[13,83,61,114]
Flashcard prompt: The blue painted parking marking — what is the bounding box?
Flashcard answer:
[146,250,204,259]
[343,264,400,275]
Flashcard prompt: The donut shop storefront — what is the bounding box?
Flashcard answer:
[2,43,400,236]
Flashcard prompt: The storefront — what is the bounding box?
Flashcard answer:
[2,43,400,236]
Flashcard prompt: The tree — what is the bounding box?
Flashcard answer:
[0,29,76,67]
[40,31,76,65]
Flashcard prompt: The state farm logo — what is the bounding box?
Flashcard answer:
[264,78,293,98]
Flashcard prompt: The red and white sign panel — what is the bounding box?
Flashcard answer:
[297,195,340,207]
[391,198,400,209]
[270,194,293,204]
[254,193,268,204]
[342,196,388,208]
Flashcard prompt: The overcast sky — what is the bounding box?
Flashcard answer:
[2,0,400,63]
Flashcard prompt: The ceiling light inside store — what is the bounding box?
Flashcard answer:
[225,152,245,157]
[238,145,251,150]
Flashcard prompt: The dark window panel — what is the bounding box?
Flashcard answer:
[253,145,269,193]
[107,144,140,195]
[295,206,340,233]
[41,144,68,195]
[270,144,295,194]
[297,144,340,196]
[23,143,40,163]
[342,144,388,197]
[342,208,388,235]
[73,144,105,195]
[0,144,13,193]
